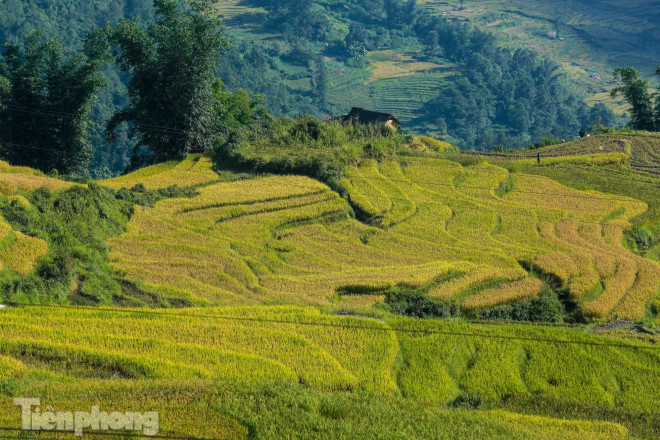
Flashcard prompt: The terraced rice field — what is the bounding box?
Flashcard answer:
[100,154,220,190]
[0,305,657,438]
[366,51,454,83]
[0,162,66,274]
[0,160,75,194]
[417,0,660,109]
[369,74,451,122]
[107,155,659,320]
[513,133,660,177]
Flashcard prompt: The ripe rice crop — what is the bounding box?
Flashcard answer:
[513,152,629,167]
[611,259,660,320]
[429,267,525,300]
[582,258,638,318]
[0,230,48,275]
[0,172,74,194]
[461,278,543,310]
[101,155,219,190]
[103,155,659,318]
[534,251,580,285]
[483,410,628,440]
[0,354,26,378]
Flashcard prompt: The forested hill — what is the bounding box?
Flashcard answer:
[0,1,152,50]
[214,0,617,149]
[0,0,634,175]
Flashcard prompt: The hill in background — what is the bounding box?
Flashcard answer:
[417,0,660,113]
[0,0,636,178]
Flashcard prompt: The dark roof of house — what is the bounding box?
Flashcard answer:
[338,107,401,125]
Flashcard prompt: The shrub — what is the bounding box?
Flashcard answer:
[625,226,653,251]
[386,290,459,319]
[476,286,564,323]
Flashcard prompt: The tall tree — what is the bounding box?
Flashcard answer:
[611,66,655,131]
[655,65,660,130]
[0,31,108,174]
[107,0,229,165]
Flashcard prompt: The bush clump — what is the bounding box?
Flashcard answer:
[386,290,460,319]
[624,226,654,251]
[474,286,564,323]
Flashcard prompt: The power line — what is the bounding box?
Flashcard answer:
[6,303,659,351]
[1,142,81,156]
[0,427,226,440]
[1,103,186,135]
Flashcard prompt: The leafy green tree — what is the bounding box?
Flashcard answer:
[312,57,328,108]
[211,79,268,142]
[0,31,108,174]
[611,66,655,131]
[655,65,660,130]
[107,0,230,166]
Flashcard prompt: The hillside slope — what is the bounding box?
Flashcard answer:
[104,151,660,321]
[418,0,660,113]
[0,304,658,438]
[1,141,660,439]
[512,132,660,176]
[214,0,657,127]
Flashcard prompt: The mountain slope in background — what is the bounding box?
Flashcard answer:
[0,1,657,171]
[417,0,660,113]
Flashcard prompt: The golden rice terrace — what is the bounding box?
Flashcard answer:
[105,154,660,321]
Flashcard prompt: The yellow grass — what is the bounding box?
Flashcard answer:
[512,153,628,167]
[103,155,658,318]
[429,267,525,300]
[462,278,543,310]
[484,410,628,440]
[100,155,219,190]
[0,231,49,275]
[0,355,26,379]
[0,172,74,194]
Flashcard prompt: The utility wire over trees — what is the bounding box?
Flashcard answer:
[0,31,109,175]
[106,0,230,168]
[611,66,657,131]
[655,65,660,129]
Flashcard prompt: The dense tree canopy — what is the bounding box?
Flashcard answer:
[611,66,655,131]
[0,0,153,176]
[244,0,615,149]
[0,0,633,171]
[107,0,230,165]
[0,31,108,174]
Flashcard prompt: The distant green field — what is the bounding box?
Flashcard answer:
[418,0,660,107]
[215,0,660,122]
